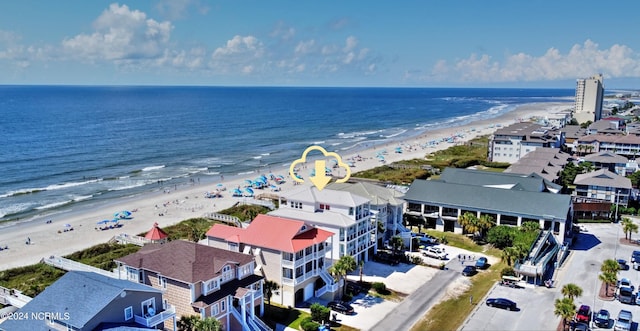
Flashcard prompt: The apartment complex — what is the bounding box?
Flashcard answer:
[574,74,604,124]
[489,122,564,163]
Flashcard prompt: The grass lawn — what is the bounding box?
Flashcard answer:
[423,229,486,253]
[263,304,358,331]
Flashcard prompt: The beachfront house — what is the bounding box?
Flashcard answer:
[403,168,572,243]
[327,181,406,243]
[0,271,177,331]
[115,240,266,331]
[269,186,377,264]
[488,122,565,164]
[206,214,338,307]
[573,169,632,208]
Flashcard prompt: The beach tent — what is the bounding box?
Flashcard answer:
[97,219,110,225]
[243,187,254,197]
[216,183,226,191]
[232,188,243,197]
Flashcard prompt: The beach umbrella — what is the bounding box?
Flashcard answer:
[63,224,72,228]
[110,219,120,223]
[97,219,110,225]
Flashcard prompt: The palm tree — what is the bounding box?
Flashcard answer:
[599,271,617,296]
[621,217,639,241]
[501,247,518,266]
[263,280,280,307]
[554,297,576,331]
[561,283,583,300]
[196,317,223,331]
[601,259,620,275]
[390,235,404,255]
[458,212,480,237]
[329,255,357,297]
[478,214,496,239]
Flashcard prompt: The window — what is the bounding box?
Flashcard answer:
[222,265,234,282]
[220,300,226,312]
[320,204,330,210]
[158,276,166,289]
[124,306,133,321]
[282,268,293,279]
[211,303,219,316]
[349,207,354,216]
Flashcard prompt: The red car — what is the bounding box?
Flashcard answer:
[575,304,591,323]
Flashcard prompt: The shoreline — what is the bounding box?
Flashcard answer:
[0,101,572,271]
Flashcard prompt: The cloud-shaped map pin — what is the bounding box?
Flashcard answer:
[289,145,351,190]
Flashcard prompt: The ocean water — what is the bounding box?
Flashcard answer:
[0,86,574,223]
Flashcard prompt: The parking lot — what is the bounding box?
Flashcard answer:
[461,221,640,331]
[299,243,496,330]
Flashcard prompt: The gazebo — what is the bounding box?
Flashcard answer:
[144,222,169,244]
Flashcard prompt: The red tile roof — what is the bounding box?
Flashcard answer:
[206,214,333,253]
[115,240,254,284]
[144,222,168,241]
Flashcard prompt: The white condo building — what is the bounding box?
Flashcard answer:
[574,74,604,124]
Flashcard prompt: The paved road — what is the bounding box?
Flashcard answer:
[370,268,461,331]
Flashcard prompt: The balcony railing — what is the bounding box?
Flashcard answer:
[134,304,176,328]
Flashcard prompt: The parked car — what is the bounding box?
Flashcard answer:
[422,246,448,260]
[415,233,438,245]
[373,252,400,266]
[617,278,634,291]
[572,322,589,331]
[575,304,591,323]
[462,266,477,277]
[631,250,640,263]
[614,310,633,331]
[475,257,488,269]
[617,287,634,304]
[617,259,630,271]
[327,301,354,315]
[594,309,610,328]
[636,292,640,305]
[485,298,517,311]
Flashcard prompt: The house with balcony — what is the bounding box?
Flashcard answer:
[582,151,629,175]
[0,271,176,331]
[403,168,572,244]
[115,240,267,331]
[270,186,376,264]
[206,214,337,307]
[573,169,632,207]
[327,181,406,242]
[576,134,640,158]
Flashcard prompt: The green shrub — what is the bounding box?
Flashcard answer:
[309,303,330,323]
[410,255,423,265]
[300,316,320,331]
[372,282,389,294]
[501,267,516,277]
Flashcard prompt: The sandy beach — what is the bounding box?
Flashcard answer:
[0,102,571,271]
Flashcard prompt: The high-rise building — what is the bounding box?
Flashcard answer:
[574,74,604,124]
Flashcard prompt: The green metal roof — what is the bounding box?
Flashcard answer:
[403,179,571,220]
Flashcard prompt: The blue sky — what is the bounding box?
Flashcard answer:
[1,1,639,88]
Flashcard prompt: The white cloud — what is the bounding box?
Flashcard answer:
[209,35,265,74]
[62,3,173,62]
[428,39,640,83]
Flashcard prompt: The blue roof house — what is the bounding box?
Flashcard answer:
[0,271,176,331]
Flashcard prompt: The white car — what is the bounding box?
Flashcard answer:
[422,246,448,260]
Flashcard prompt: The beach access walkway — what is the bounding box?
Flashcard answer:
[41,255,125,280]
[0,286,32,308]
